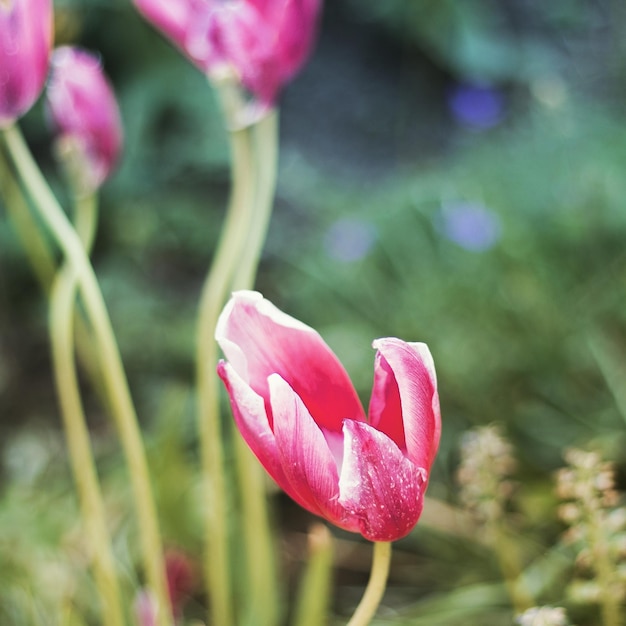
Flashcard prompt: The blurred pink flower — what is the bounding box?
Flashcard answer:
[164,549,195,618]
[46,46,123,190]
[216,291,441,541]
[0,0,53,127]
[133,590,158,626]
[134,0,321,107]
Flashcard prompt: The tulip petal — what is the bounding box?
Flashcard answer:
[0,0,52,127]
[217,361,285,483]
[216,291,365,432]
[338,420,427,542]
[370,339,441,472]
[133,0,192,56]
[269,374,355,528]
[369,348,406,451]
[218,361,322,515]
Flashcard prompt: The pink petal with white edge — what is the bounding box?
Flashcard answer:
[216,291,365,432]
[338,420,427,542]
[370,339,440,472]
[269,374,357,530]
[216,361,282,479]
[217,361,315,514]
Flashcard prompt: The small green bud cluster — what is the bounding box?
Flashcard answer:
[457,425,517,523]
[556,448,626,608]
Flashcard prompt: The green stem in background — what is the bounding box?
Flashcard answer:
[346,542,392,626]
[0,124,172,626]
[50,191,125,626]
[293,524,335,626]
[0,143,110,415]
[0,143,56,293]
[230,108,280,626]
[232,437,279,626]
[231,109,279,289]
[583,490,621,626]
[592,520,621,626]
[196,78,256,626]
[490,520,533,613]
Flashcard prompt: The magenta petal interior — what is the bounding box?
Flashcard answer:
[338,419,426,542]
[368,349,406,451]
[269,374,346,525]
[217,361,314,514]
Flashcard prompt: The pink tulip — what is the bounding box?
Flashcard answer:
[216,291,441,542]
[0,0,53,127]
[134,0,321,107]
[46,46,123,190]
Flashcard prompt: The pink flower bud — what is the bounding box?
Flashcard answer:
[0,0,53,127]
[134,0,321,108]
[46,46,123,190]
[216,291,441,542]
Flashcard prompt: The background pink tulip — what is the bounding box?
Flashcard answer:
[216,291,441,542]
[0,0,53,128]
[134,0,322,107]
[46,46,123,190]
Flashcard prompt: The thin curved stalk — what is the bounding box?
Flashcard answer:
[231,109,279,289]
[230,108,280,626]
[0,143,56,292]
[196,79,257,626]
[346,542,392,626]
[1,124,171,626]
[0,141,108,412]
[50,192,125,626]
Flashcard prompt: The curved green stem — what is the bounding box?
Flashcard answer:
[50,193,125,626]
[196,79,257,626]
[231,109,279,289]
[0,143,56,292]
[0,142,107,412]
[1,124,171,626]
[230,108,280,626]
[346,542,392,626]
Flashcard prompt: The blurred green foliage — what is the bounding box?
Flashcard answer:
[1,0,626,624]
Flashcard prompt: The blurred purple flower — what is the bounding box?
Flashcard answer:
[324,217,377,262]
[448,83,504,129]
[437,201,501,252]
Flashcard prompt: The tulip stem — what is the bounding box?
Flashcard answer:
[231,108,279,289]
[0,143,56,293]
[49,191,125,626]
[230,108,281,626]
[0,137,109,417]
[196,77,257,626]
[346,541,392,626]
[0,124,172,626]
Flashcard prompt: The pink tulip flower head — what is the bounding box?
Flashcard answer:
[46,46,123,190]
[0,0,53,127]
[134,0,321,109]
[216,291,441,542]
